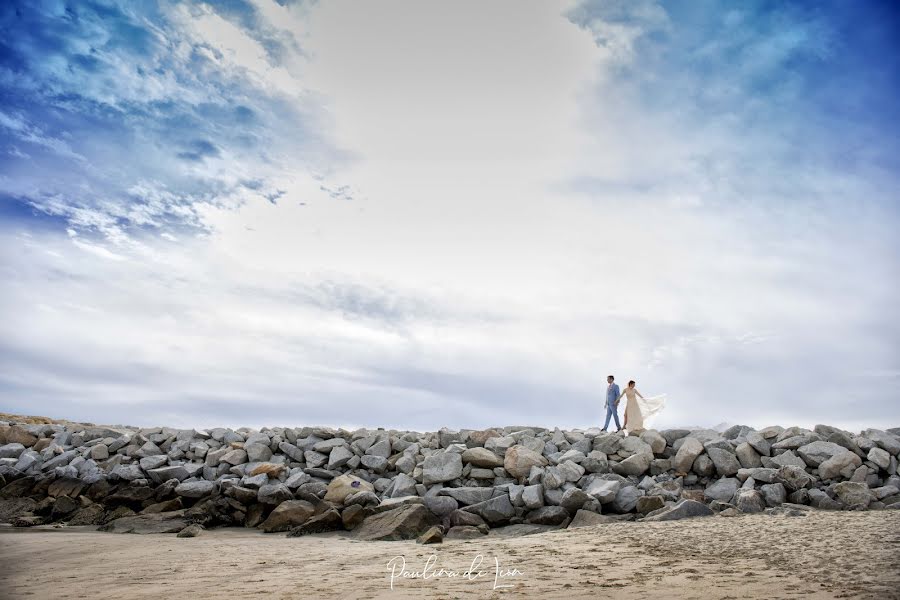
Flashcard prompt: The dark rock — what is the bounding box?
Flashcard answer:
[287,508,343,536]
[226,486,259,504]
[0,497,38,523]
[437,487,498,506]
[100,505,136,524]
[141,498,183,514]
[50,495,80,520]
[559,488,591,513]
[448,509,487,528]
[1,476,35,498]
[47,477,85,498]
[106,485,154,506]
[461,493,515,525]
[525,505,569,525]
[67,503,105,525]
[734,489,766,513]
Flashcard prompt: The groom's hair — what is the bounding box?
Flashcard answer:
[608,375,614,380]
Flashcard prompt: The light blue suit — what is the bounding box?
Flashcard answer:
[603,382,621,431]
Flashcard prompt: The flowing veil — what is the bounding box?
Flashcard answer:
[636,393,667,426]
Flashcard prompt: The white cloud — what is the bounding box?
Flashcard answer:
[1,0,897,431]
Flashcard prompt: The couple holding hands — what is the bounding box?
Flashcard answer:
[601,375,666,435]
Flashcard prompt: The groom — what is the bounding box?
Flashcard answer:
[602,375,621,432]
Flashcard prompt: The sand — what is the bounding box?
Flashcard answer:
[1,510,898,599]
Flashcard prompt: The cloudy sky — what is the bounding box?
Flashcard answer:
[1,0,898,432]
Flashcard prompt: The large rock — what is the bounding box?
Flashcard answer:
[867,447,891,470]
[707,447,741,476]
[584,479,621,504]
[504,445,548,480]
[818,451,862,480]
[863,429,900,455]
[568,510,618,528]
[760,483,786,507]
[323,474,375,504]
[258,483,293,505]
[461,494,515,525]
[461,447,504,468]
[735,443,762,468]
[522,484,544,509]
[611,485,642,513]
[704,478,740,502]
[147,466,189,484]
[525,505,569,525]
[833,482,872,509]
[746,431,771,456]
[769,450,807,469]
[797,441,850,468]
[259,500,317,532]
[636,495,665,514]
[98,510,189,534]
[0,443,26,459]
[47,477,85,498]
[174,480,215,498]
[423,495,458,517]
[438,487,496,506]
[775,465,814,491]
[643,499,713,522]
[559,488,592,513]
[353,504,439,541]
[422,452,463,485]
[735,489,766,513]
[245,443,273,463]
[673,438,704,474]
[287,509,343,536]
[640,430,667,455]
[612,452,652,477]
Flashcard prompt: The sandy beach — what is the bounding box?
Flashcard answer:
[2,510,898,600]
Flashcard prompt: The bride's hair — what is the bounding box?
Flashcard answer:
[628,380,635,386]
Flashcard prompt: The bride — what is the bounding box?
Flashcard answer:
[616,380,666,434]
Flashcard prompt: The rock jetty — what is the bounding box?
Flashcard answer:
[1,419,898,542]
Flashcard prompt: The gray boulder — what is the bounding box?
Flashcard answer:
[704,477,740,502]
[673,438,703,474]
[797,441,849,467]
[461,494,515,525]
[707,447,741,476]
[735,489,766,513]
[833,482,872,509]
[174,480,215,498]
[818,451,862,480]
[423,452,463,485]
[525,505,569,525]
[611,485,642,513]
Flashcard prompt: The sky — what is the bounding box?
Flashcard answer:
[1,0,898,432]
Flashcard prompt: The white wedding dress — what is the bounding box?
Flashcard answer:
[637,394,667,424]
[625,390,667,433]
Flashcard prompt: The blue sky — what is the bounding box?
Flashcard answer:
[1,0,898,431]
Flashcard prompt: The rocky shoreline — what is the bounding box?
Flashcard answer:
[1,418,898,543]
